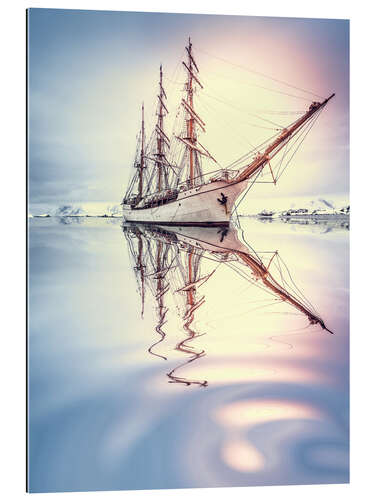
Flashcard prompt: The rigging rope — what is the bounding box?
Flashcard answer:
[195,95,258,151]
[198,66,320,103]
[276,254,320,316]
[274,106,324,182]
[232,218,321,317]
[226,130,281,170]
[231,106,324,214]
[203,91,284,128]
[195,47,325,99]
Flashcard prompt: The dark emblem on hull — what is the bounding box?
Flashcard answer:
[217,192,228,205]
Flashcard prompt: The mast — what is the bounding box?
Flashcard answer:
[122,226,146,317]
[148,239,169,360]
[235,93,335,184]
[137,103,145,199]
[168,246,207,386]
[187,38,195,187]
[155,64,169,192]
[180,37,205,188]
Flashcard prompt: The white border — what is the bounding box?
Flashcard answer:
[2,1,374,499]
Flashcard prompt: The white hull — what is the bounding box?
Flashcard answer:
[123,180,249,225]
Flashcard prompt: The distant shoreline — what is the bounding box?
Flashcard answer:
[30,213,350,220]
[240,214,350,220]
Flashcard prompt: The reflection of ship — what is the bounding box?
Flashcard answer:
[123,222,332,386]
[121,38,334,225]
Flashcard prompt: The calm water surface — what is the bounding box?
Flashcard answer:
[28,217,349,492]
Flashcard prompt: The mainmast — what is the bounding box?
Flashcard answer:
[235,94,335,183]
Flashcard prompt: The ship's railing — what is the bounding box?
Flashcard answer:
[124,168,241,208]
[175,168,240,193]
[134,189,179,209]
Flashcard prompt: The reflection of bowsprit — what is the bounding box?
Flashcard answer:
[122,222,333,388]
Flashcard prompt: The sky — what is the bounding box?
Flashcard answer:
[27,8,349,214]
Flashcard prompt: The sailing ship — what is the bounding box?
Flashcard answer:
[122,38,335,225]
[123,222,332,386]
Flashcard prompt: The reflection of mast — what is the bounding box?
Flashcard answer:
[167,248,208,387]
[137,233,145,317]
[148,240,169,360]
[123,226,146,317]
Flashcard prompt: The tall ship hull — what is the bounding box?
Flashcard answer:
[122,39,334,225]
[123,179,249,225]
